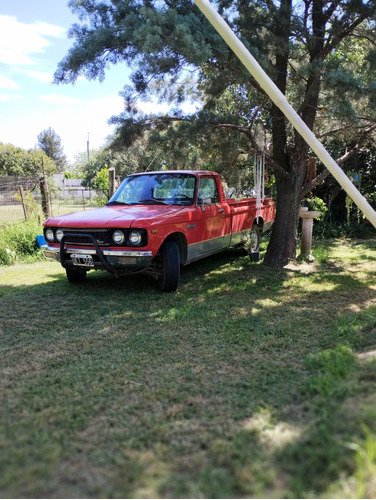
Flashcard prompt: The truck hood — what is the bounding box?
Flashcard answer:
[44,204,186,228]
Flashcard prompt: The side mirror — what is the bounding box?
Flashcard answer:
[198,197,212,211]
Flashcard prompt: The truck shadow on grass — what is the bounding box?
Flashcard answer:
[1,244,376,498]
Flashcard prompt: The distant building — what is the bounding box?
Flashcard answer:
[53,174,96,199]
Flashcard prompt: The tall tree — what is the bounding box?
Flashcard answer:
[37,128,68,173]
[0,143,56,177]
[55,0,376,265]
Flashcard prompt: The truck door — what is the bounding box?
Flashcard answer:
[195,176,231,255]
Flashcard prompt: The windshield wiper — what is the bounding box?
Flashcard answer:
[106,201,132,206]
[138,199,170,205]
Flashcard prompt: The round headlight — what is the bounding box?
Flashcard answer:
[45,228,55,242]
[113,230,125,245]
[56,229,64,242]
[129,230,142,246]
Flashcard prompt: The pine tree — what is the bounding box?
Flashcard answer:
[54,0,376,265]
[37,128,68,173]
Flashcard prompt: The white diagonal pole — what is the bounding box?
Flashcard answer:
[193,0,376,228]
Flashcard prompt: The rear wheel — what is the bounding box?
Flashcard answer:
[247,225,261,262]
[249,225,261,253]
[66,267,87,283]
[156,240,180,292]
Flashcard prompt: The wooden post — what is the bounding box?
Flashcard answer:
[19,186,29,221]
[108,167,116,199]
[40,158,51,219]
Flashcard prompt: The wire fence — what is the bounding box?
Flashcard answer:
[0,176,38,226]
[0,176,100,227]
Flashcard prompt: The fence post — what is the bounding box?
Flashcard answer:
[19,186,29,221]
[40,158,51,219]
[108,167,116,199]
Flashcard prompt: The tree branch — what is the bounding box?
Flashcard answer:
[301,124,376,197]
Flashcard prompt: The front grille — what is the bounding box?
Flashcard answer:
[63,229,110,246]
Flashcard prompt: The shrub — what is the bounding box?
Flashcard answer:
[0,219,44,265]
[304,196,328,221]
[314,219,374,239]
[13,190,41,219]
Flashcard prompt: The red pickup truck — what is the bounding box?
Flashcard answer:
[43,170,275,291]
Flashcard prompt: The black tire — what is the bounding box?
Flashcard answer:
[66,267,87,283]
[156,240,180,292]
[249,225,261,253]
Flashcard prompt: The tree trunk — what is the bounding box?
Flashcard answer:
[264,170,301,266]
[261,0,335,267]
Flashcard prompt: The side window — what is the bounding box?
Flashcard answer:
[197,177,219,205]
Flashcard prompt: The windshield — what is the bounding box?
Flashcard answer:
[107,173,196,206]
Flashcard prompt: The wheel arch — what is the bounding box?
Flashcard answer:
[160,232,188,265]
[253,216,264,231]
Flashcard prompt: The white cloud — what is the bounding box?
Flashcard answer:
[39,94,81,105]
[0,93,22,102]
[0,74,20,90]
[0,15,65,66]
[15,68,53,83]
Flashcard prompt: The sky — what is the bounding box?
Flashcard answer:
[0,0,169,164]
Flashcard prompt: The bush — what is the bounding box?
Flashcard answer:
[0,219,45,265]
[304,196,328,221]
[13,190,41,219]
[314,219,374,239]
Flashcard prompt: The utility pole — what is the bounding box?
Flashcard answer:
[87,132,90,160]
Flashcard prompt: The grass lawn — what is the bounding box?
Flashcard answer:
[49,200,98,217]
[0,204,26,225]
[0,238,376,498]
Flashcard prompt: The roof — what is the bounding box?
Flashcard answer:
[130,170,218,177]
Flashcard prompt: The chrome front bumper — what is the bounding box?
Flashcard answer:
[42,244,153,269]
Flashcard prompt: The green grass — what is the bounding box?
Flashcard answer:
[0,204,26,225]
[49,199,98,216]
[0,218,45,265]
[0,238,376,498]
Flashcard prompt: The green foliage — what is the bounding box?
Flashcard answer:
[0,143,56,177]
[314,219,374,239]
[63,170,75,179]
[0,219,44,265]
[93,166,109,195]
[313,138,376,229]
[92,166,109,205]
[79,148,139,191]
[353,426,376,498]
[366,191,376,208]
[55,1,376,151]
[303,196,328,221]
[13,191,40,219]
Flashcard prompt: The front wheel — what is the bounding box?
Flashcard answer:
[66,267,87,283]
[156,240,180,292]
